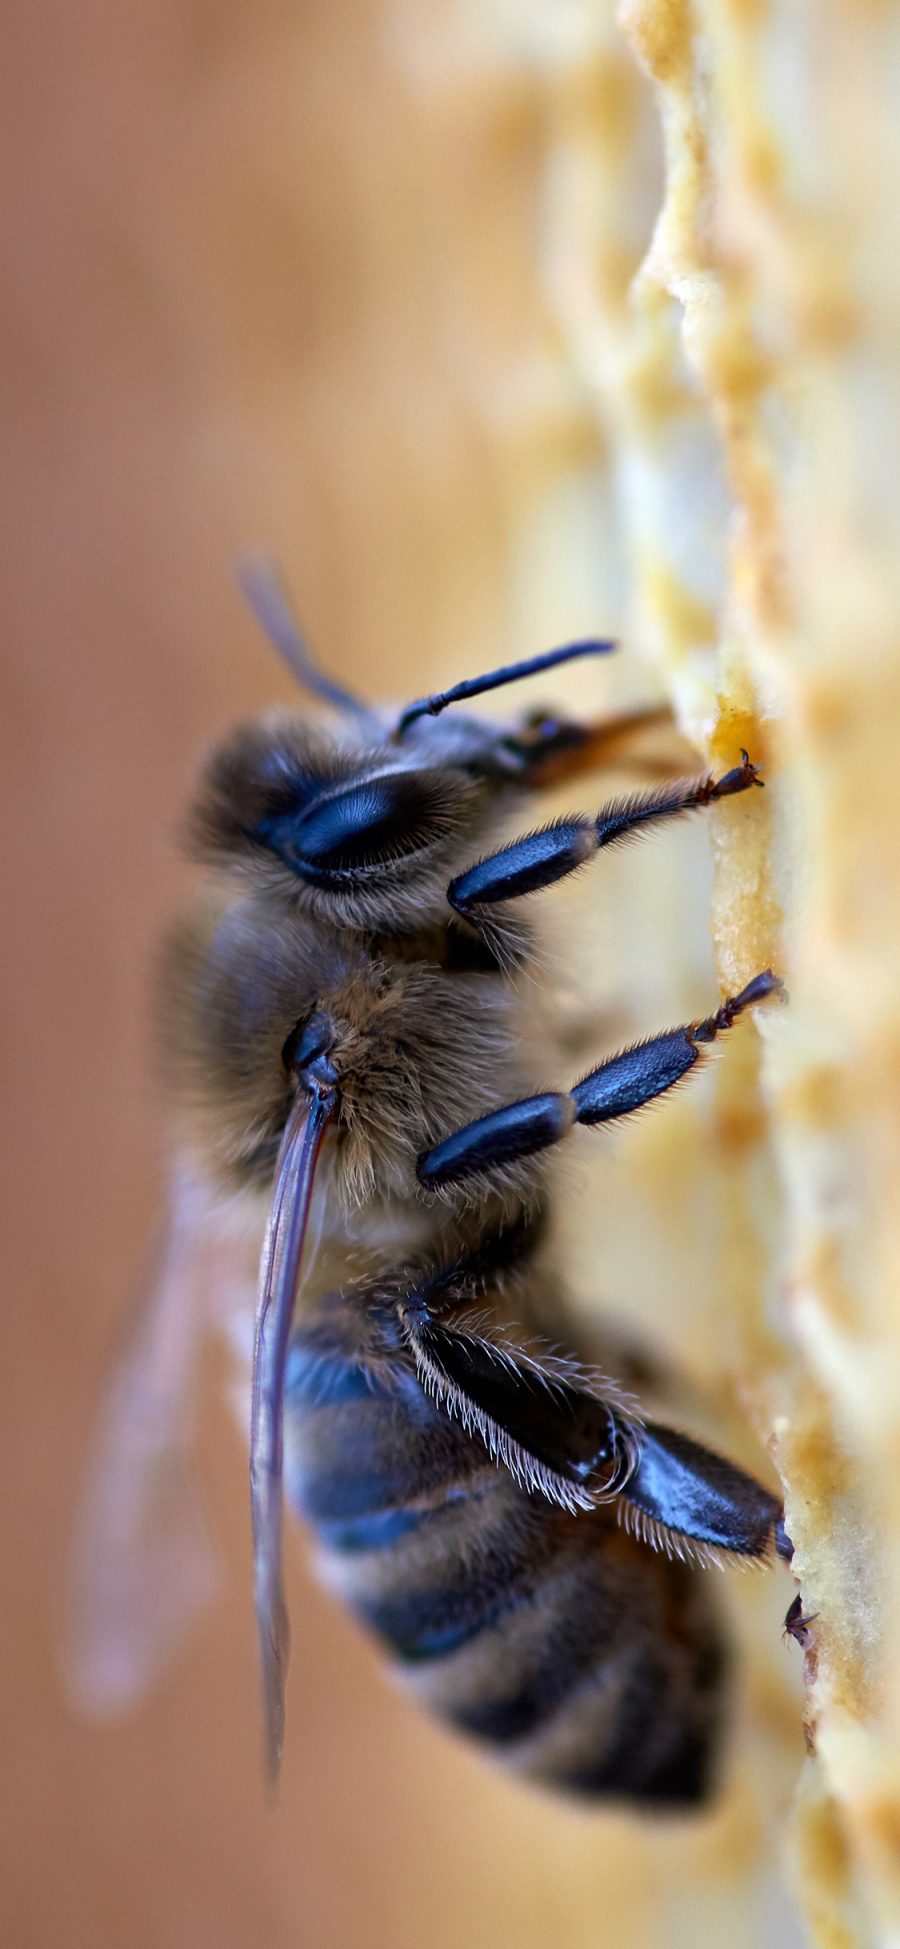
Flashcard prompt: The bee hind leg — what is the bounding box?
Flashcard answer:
[398,1289,786,1567]
[618,1419,785,1565]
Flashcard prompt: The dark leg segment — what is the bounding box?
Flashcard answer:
[401,1304,636,1508]
[397,1272,782,1559]
[619,1421,783,1560]
[417,972,783,1190]
[448,752,763,916]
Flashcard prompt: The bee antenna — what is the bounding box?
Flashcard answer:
[237,554,375,724]
[395,638,617,736]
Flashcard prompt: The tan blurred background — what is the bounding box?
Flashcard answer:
[4,0,872,1941]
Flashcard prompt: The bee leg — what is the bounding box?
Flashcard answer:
[398,1296,639,1510]
[399,1293,785,1561]
[618,1418,785,1563]
[417,972,784,1190]
[447,753,763,917]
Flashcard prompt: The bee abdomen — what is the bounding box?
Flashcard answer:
[286,1328,728,1806]
[403,1532,728,1806]
[285,1332,485,1522]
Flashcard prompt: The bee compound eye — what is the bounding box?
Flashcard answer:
[258,769,457,885]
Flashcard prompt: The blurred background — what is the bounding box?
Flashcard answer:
[9,0,893,1943]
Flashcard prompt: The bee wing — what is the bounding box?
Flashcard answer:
[66,1163,241,1716]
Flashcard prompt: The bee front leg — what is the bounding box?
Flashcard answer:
[447,752,763,918]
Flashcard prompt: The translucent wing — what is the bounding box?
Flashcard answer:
[66,1163,252,1715]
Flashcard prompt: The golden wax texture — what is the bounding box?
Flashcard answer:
[613,3,899,1942]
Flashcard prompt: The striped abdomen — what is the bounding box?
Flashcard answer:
[284,1305,729,1806]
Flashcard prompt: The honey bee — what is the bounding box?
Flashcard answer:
[73,564,789,1806]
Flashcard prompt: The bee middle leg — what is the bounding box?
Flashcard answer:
[417,971,784,1191]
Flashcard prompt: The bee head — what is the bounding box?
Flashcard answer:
[185,714,511,934]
